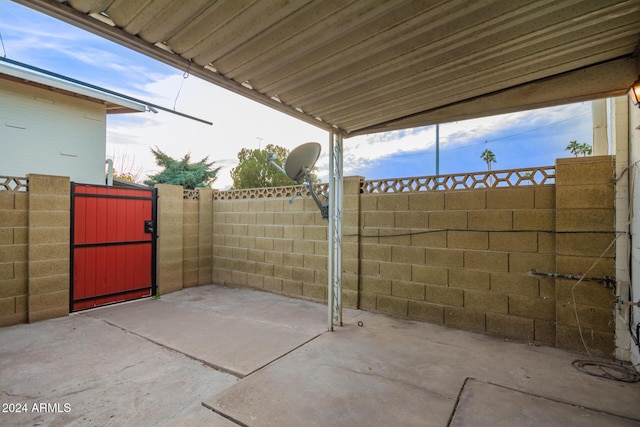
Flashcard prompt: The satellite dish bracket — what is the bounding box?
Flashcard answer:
[267,143,328,219]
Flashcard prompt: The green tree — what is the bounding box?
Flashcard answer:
[577,142,592,157]
[143,147,221,190]
[480,149,496,171]
[565,140,581,157]
[231,144,295,189]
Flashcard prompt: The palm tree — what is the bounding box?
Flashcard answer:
[577,143,592,157]
[481,149,496,171]
[565,140,581,157]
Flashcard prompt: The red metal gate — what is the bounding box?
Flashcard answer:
[70,183,157,311]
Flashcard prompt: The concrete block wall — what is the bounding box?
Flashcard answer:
[156,184,184,295]
[358,185,557,346]
[0,174,70,326]
[183,199,199,287]
[212,191,329,302]
[207,157,616,354]
[0,188,28,326]
[554,156,616,354]
[27,175,71,323]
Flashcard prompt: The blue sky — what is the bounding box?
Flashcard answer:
[0,1,593,189]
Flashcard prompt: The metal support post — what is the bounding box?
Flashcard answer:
[327,130,343,330]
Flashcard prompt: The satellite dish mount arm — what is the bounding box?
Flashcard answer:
[267,144,328,220]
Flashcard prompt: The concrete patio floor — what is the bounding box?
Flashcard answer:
[0,285,639,426]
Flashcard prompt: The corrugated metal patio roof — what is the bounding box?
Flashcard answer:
[14,0,640,136]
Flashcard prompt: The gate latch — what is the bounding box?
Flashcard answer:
[144,220,154,234]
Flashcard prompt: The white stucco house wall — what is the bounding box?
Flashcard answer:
[0,61,146,185]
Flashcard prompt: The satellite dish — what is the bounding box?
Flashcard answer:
[266,141,328,219]
[284,142,321,182]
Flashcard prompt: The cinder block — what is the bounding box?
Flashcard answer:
[292,267,314,282]
[449,268,490,290]
[464,251,508,272]
[555,324,614,355]
[410,230,447,248]
[534,186,555,209]
[555,157,614,186]
[363,211,395,228]
[341,290,358,308]
[0,311,28,327]
[343,195,360,211]
[408,301,444,324]
[408,192,445,211]
[29,227,68,244]
[377,294,408,316]
[362,244,391,262]
[0,297,14,316]
[293,212,315,226]
[445,190,486,210]
[247,200,266,213]
[0,193,14,209]
[425,248,463,267]
[303,283,326,301]
[377,229,410,246]
[264,225,284,238]
[293,240,315,255]
[29,275,68,295]
[0,262,13,280]
[28,259,69,278]
[556,301,614,332]
[489,232,537,252]
[448,231,488,250]
[538,233,555,254]
[361,277,391,295]
[0,244,27,263]
[0,228,13,245]
[556,233,615,257]
[14,193,28,210]
[412,265,448,285]
[379,262,411,281]
[274,265,293,279]
[444,307,486,332]
[391,281,425,300]
[264,199,284,212]
[464,290,508,313]
[556,185,614,210]
[429,211,467,229]
[509,252,555,274]
[487,188,534,209]
[282,279,303,296]
[395,211,428,229]
[359,292,377,310]
[486,312,534,341]
[512,210,555,231]
[490,272,538,296]
[508,295,555,321]
[263,276,282,292]
[255,238,275,251]
[28,194,69,211]
[341,273,358,290]
[539,278,555,299]
[183,270,199,287]
[425,284,463,306]
[534,319,556,345]
[556,209,614,232]
[555,279,612,307]
[231,270,248,285]
[239,212,257,224]
[377,194,409,211]
[264,251,283,264]
[555,255,614,277]
[391,246,425,264]
[28,305,69,323]
[242,273,261,289]
[28,174,70,195]
[0,211,28,227]
[303,254,326,270]
[361,260,380,276]
[468,211,512,230]
[28,290,68,312]
[303,226,326,241]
